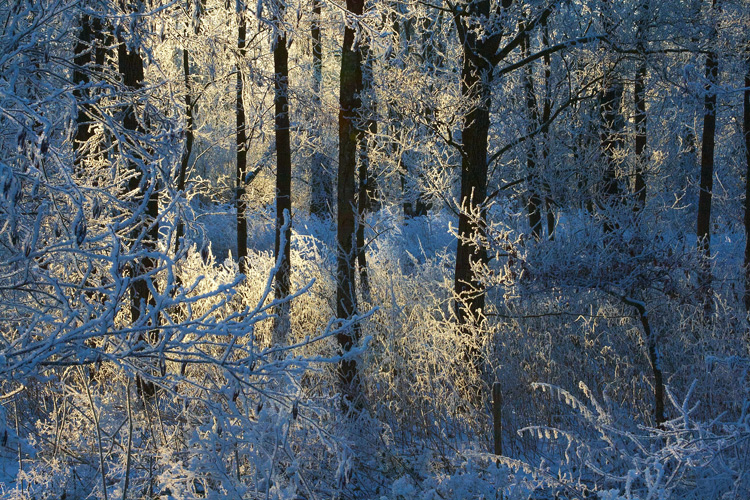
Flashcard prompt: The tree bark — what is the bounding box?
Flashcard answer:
[73,14,94,170]
[357,42,375,300]
[336,0,364,405]
[622,296,665,427]
[541,17,555,239]
[743,51,750,311]
[118,22,158,396]
[175,47,194,256]
[521,27,543,240]
[451,0,550,370]
[309,0,333,219]
[454,51,491,333]
[599,80,625,233]
[633,4,648,212]
[697,47,718,303]
[236,9,249,274]
[273,3,292,344]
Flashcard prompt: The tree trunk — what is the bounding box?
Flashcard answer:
[175,47,194,256]
[521,27,543,240]
[743,51,750,311]
[599,80,625,233]
[273,4,292,345]
[454,52,491,335]
[118,25,158,396]
[697,47,718,303]
[357,42,375,300]
[336,0,364,406]
[236,9,249,274]
[622,296,665,427]
[73,14,94,170]
[541,17,555,239]
[633,0,649,212]
[633,60,647,211]
[309,0,333,219]
[451,0,525,371]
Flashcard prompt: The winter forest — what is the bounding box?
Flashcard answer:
[1,0,749,498]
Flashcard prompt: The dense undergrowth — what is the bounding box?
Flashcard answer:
[2,203,747,500]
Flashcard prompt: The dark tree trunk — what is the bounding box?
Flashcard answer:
[597,0,624,233]
[454,53,491,334]
[697,47,718,302]
[451,0,549,370]
[357,43,375,300]
[236,11,249,274]
[390,11,427,219]
[336,0,364,405]
[633,0,649,212]
[622,297,665,427]
[599,80,625,233]
[175,48,194,255]
[743,52,750,311]
[309,0,333,219]
[118,26,158,396]
[452,0,495,339]
[273,6,292,344]
[633,60,647,210]
[541,17,555,239]
[521,27,542,240]
[73,15,94,169]
[74,16,109,170]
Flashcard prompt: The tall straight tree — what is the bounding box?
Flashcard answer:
[696,0,719,303]
[598,0,624,233]
[448,0,598,358]
[117,6,159,395]
[236,3,249,274]
[336,0,364,404]
[357,40,376,300]
[309,0,333,218]
[743,49,750,311]
[175,37,196,256]
[451,0,504,338]
[272,0,292,343]
[173,0,205,256]
[73,14,96,170]
[451,1,554,343]
[541,15,555,239]
[633,0,649,211]
[521,21,543,240]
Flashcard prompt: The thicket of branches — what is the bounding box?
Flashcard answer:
[1,0,749,499]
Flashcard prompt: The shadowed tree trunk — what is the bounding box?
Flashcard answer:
[273,1,292,344]
[336,0,364,406]
[357,41,376,301]
[118,18,158,396]
[598,79,625,233]
[236,7,249,274]
[743,51,750,311]
[73,14,95,170]
[309,0,333,219]
[74,16,109,172]
[521,25,543,240]
[451,1,554,372]
[541,16,555,239]
[454,48,491,334]
[697,1,718,306]
[598,0,624,233]
[633,0,649,212]
[174,47,194,255]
